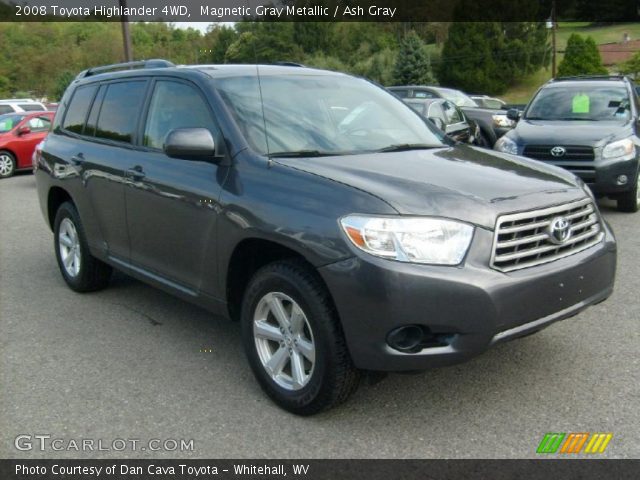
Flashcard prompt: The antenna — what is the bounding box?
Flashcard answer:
[247,9,272,163]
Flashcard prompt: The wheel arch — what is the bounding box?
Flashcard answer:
[47,186,74,230]
[225,237,334,322]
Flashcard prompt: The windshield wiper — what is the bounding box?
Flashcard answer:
[268,150,340,158]
[375,143,441,153]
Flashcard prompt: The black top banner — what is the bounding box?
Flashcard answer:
[1,0,639,22]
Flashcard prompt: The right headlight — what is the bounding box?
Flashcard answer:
[602,138,636,160]
[340,215,474,265]
[494,135,518,155]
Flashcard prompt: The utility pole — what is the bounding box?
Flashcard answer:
[551,0,557,78]
[119,0,133,62]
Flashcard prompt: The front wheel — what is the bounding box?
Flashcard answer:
[240,260,360,415]
[54,202,113,292]
[616,171,640,213]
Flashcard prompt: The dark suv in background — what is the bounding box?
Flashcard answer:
[389,85,515,147]
[496,76,640,212]
[36,60,616,415]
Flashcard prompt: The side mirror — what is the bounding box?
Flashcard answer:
[428,117,445,131]
[506,108,521,122]
[163,128,217,161]
[17,126,31,135]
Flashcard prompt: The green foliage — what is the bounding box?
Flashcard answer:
[620,51,640,77]
[557,34,607,77]
[438,19,550,95]
[54,71,76,101]
[393,31,436,85]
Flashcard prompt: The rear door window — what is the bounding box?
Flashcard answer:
[95,81,147,144]
[0,105,15,114]
[62,84,98,134]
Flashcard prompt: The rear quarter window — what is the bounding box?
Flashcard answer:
[0,105,14,114]
[62,85,98,134]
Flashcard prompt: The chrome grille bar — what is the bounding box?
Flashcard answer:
[490,198,603,272]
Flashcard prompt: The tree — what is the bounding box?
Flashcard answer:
[53,71,76,101]
[620,51,640,78]
[438,20,549,95]
[393,31,435,85]
[557,34,607,77]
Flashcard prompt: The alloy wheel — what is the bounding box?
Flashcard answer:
[253,292,316,391]
[58,218,81,277]
[0,154,14,177]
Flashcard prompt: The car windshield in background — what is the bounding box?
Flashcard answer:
[0,114,24,132]
[525,86,631,122]
[214,74,445,156]
[436,88,479,108]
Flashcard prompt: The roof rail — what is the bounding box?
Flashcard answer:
[552,74,628,82]
[75,59,175,80]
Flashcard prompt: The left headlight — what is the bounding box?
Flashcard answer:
[492,114,515,128]
[494,135,518,155]
[340,215,474,265]
[603,138,636,160]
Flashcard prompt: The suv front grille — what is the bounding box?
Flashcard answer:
[523,145,595,162]
[491,198,603,272]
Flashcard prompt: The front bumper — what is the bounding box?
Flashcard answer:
[318,222,616,371]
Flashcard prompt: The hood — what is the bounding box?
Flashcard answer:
[275,145,586,230]
[511,119,633,147]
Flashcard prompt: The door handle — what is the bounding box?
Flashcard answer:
[126,165,145,180]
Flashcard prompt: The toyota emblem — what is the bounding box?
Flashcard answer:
[550,146,566,157]
[547,216,572,244]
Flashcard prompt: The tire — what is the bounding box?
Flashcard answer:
[0,151,16,178]
[240,259,360,415]
[616,171,640,213]
[53,201,112,292]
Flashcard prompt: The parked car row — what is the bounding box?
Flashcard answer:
[389,85,515,147]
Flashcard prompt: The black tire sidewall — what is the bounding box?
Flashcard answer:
[240,264,337,413]
[0,151,16,178]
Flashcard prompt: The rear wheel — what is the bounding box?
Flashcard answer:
[0,151,16,178]
[616,171,640,213]
[240,260,360,415]
[54,202,112,292]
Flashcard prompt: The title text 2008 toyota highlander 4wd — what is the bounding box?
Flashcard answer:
[35,61,616,415]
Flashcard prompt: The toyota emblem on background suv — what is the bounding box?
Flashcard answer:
[550,146,566,157]
[548,216,572,244]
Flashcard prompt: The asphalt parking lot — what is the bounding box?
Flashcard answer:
[1,172,638,459]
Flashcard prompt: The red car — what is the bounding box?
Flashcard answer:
[0,111,54,178]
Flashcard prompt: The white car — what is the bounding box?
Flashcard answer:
[0,99,47,114]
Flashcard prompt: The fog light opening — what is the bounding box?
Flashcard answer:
[387,325,424,352]
[616,174,628,186]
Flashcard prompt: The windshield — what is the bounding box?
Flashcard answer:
[0,114,24,133]
[437,88,478,108]
[526,85,631,121]
[214,73,445,156]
